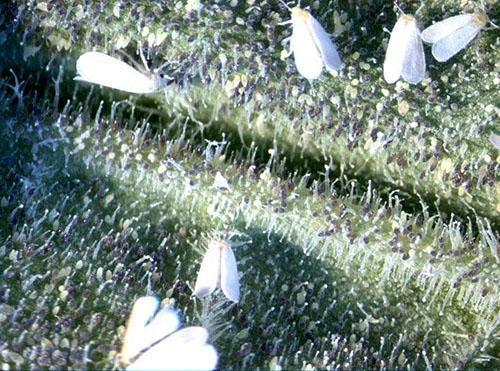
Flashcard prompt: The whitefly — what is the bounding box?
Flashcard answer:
[75,50,171,94]
[383,11,426,85]
[421,11,489,62]
[279,0,343,80]
[120,296,218,370]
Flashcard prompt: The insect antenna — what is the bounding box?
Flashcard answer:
[278,0,291,11]
[394,1,405,15]
[116,48,145,72]
[139,45,151,73]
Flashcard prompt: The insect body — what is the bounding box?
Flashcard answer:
[121,296,218,370]
[194,240,240,303]
[75,51,167,94]
[383,14,426,84]
[421,12,488,62]
[283,5,343,79]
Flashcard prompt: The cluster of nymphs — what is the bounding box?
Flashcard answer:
[119,241,239,370]
[74,2,493,93]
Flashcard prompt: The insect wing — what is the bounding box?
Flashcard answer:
[291,14,324,79]
[121,296,161,364]
[193,243,220,298]
[383,16,414,84]
[75,51,156,94]
[127,327,218,371]
[309,14,343,72]
[431,20,483,62]
[490,134,500,149]
[220,244,240,303]
[141,307,181,350]
[421,14,473,43]
[401,18,426,84]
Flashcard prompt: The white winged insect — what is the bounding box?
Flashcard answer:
[490,133,500,149]
[421,12,489,62]
[194,240,240,303]
[75,51,169,94]
[120,296,218,370]
[280,1,343,79]
[383,11,426,84]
